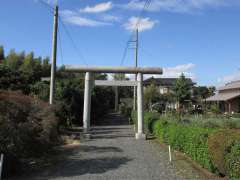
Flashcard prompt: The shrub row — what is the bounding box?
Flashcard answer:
[131,111,160,134]
[153,120,216,171]
[0,90,59,178]
[132,112,240,179]
[152,118,240,179]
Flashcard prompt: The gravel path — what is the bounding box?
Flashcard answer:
[15,113,211,180]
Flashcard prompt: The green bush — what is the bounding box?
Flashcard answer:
[119,104,132,118]
[208,130,240,176]
[30,81,49,101]
[152,117,240,178]
[140,112,240,178]
[131,111,160,134]
[225,141,240,179]
[153,119,216,171]
[0,91,59,178]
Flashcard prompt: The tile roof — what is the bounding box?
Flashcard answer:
[218,80,240,91]
[206,91,240,101]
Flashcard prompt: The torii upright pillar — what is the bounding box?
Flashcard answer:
[135,73,146,140]
[83,72,93,134]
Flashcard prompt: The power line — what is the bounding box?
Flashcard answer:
[135,0,152,30]
[58,17,88,66]
[38,0,54,13]
[139,43,155,58]
[119,0,152,66]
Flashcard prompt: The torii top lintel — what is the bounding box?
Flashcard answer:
[65,65,163,75]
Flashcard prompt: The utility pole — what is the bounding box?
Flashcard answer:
[49,5,58,105]
[133,28,138,111]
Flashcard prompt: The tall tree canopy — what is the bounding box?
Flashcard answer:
[173,73,192,108]
[0,46,4,62]
[144,82,159,111]
[193,86,216,100]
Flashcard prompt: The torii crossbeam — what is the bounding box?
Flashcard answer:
[65,66,163,140]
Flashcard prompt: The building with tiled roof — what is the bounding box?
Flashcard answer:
[206,80,240,113]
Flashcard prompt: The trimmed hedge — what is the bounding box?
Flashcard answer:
[131,111,160,134]
[136,112,240,179]
[208,130,240,178]
[226,141,240,179]
[153,120,216,172]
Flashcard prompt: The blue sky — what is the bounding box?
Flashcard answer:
[1,0,240,86]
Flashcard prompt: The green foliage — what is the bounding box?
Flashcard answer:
[153,119,216,171]
[55,78,84,127]
[55,77,115,127]
[0,45,4,61]
[172,73,192,109]
[120,105,132,119]
[41,57,51,77]
[225,141,240,179]
[4,49,24,70]
[149,112,240,178]
[0,47,51,94]
[113,73,126,80]
[0,91,59,177]
[209,104,221,115]
[208,130,240,176]
[193,86,216,100]
[144,83,160,111]
[131,111,160,134]
[0,91,59,156]
[30,81,50,101]
[91,86,115,124]
[0,64,27,92]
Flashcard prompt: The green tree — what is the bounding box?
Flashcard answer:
[208,86,216,96]
[0,46,4,63]
[193,86,216,100]
[20,52,34,73]
[113,73,126,80]
[41,57,51,77]
[144,83,159,111]
[0,65,26,91]
[173,73,192,112]
[5,49,24,70]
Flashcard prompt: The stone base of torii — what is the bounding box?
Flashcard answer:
[65,66,163,140]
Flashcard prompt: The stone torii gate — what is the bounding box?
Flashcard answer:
[65,66,163,140]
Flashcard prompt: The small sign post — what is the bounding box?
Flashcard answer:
[0,154,3,180]
[168,145,172,162]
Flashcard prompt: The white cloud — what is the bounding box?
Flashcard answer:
[46,0,57,4]
[100,14,121,22]
[123,0,232,13]
[80,2,113,13]
[35,0,57,5]
[143,63,196,80]
[124,16,157,32]
[123,63,196,80]
[218,71,240,84]
[162,63,196,79]
[61,10,111,27]
[64,16,111,27]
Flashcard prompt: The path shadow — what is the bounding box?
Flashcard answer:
[76,145,123,153]
[95,113,130,126]
[92,134,134,139]
[42,157,131,178]
[91,127,129,131]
